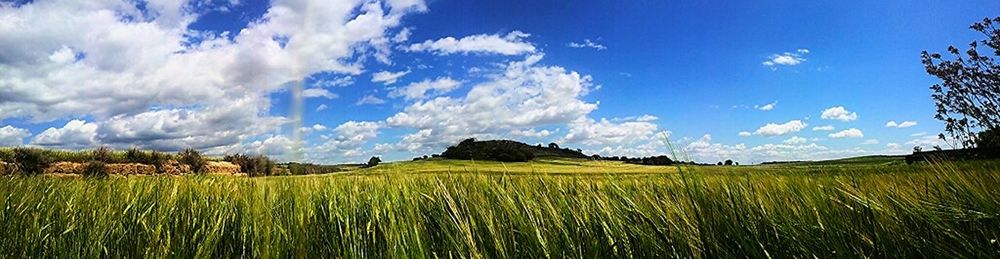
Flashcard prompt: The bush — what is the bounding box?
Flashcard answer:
[178,149,206,174]
[440,139,538,162]
[224,153,275,177]
[365,156,381,168]
[12,148,50,176]
[92,146,114,163]
[82,160,109,178]
[125,148,170,173]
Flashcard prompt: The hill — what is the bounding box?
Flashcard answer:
[439,139,588,162]
[760,155,907,166]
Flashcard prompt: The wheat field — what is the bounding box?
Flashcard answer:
[0,158,998,257]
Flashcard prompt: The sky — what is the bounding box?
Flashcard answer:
[1,0,998,164]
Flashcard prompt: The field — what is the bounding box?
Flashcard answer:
[1,158,1000,257]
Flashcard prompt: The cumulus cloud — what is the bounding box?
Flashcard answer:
[754,101,777,111]
[762,49,809,68]
[821,106,858,122]
[0,125,31,146]
[812,125,835,131]
[371,70,411,85]
[567,39,606,50]
[562,117,660,146]
[356,95,387,105]
[885,120,917,128]
[636,115,659,122]
[0,0,424,155]
[32,120,99,149]
[405,31,536,56]
[389,77,461,100]
[684,133,872,164]
[754,120,807,136]
[738,131,752,137]
[510,128,552,138]
[302,88,338,99]
[829,128,864,138]
[783,136,807,144]
[383,55,598,152]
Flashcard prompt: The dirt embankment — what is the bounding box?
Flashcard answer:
[37,160,244,176]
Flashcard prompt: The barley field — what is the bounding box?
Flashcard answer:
[1,158,999,258]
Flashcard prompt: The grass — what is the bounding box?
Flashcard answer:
[1,158,999,257]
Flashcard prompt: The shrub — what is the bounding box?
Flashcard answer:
[178,149,206,174]
[12,148,50,176]
[82,160,109,178]
[224,153,275,177]
[365,156,381,168]
[92,146,114,163]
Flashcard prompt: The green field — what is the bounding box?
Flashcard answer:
[2,158,1000,257]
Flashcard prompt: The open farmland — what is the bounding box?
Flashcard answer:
[1,158,999,257]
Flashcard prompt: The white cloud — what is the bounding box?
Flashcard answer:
[812,125,835,131]
[754,101,777,111]
[783,136,807,144]
[510,128,551,138]
[389,77,461,100]
[635,114,659,122]
[0,125,31,146]
[885,120,918,128]
[829,128,864,138]
[384,55,598,152]
[371,70,411,85]
[314,76,354,88]
[356,95,387,105]
[907,135,948,150]
[562,117,660,146]
[31,120,98,149]
[738,131,752,137]
[567,39,606,50]
[861,139,879,145]
[316,104,328,111]
[754,120,807,136]
[762,49,809,68]
[302,88,338,99]
[0,0,424,157]
[405,31,536,56]
[821,106,858,122]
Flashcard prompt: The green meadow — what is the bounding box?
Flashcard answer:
[1,157,999,258]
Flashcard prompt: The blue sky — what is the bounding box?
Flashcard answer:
[1,0,998,163]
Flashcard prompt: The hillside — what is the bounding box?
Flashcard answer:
[439,139,588,162]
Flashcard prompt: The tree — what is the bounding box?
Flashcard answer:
[548,143,560,149]
[716,162,723,166]
[724,159,733,166]
[921,17,1000,148]
[366,156,381,168]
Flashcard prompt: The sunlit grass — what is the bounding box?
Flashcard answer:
[1,159,999,257]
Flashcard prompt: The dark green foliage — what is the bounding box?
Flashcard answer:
[724,159,734,166]
[82,160,108,178]
[441,139,588,162]
[922,17,1000,148]
[224,153,275,177]
[979,128,1000,148]
[11,148,50,176]
[597,155,675,166]
[178,149,206,174]
[283,162,345,175]
[441,139,537,162]
[92,146,114,163]
[365,156,381,168]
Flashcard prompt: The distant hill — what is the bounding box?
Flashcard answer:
[761,155,907,166]
[440,139,588,162]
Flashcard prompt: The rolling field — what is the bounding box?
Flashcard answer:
[2,158,1000,257]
